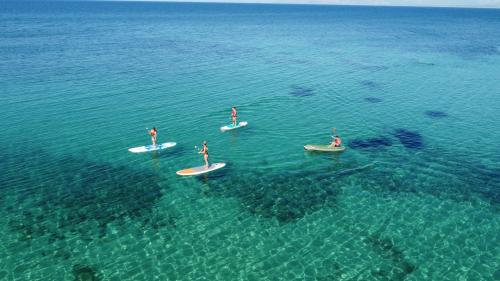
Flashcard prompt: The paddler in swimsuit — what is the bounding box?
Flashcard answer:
[231,106,237,126]
[330,135,342,147]
[198,141,209,168]
[149,127,157,146]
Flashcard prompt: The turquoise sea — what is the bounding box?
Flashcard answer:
[1,1,499,280]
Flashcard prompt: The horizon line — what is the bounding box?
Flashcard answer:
[100,0,500,9]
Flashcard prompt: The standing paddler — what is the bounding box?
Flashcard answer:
[231,106,237,126]
[198,141,209,169]
[148,127,157,146]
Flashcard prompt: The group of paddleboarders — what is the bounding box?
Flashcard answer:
[145,106,342,170]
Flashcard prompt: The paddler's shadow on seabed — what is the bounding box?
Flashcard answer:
[150,151,161,174]
[194,164,230,184]
[151,144,188,159]
[304,149,344,164]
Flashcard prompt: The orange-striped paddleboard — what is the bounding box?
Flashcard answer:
[176,163,226,176]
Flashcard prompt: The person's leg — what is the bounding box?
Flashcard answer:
[204,154,209,168]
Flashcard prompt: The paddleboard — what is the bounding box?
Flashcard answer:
[304,144,346,152]
[176,163,226,176]
[128,142,176,153]
[220,121,248,132]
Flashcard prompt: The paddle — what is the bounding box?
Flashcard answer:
[195,145,204,154]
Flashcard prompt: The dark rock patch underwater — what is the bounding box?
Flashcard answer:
[349,137,393,149]
[348,130,423,150]
[393,128,424,149]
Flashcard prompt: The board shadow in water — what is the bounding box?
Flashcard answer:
[364,97,383,103]
[425,110,448,118]
[290,85,314,97]
[360,80,382,90]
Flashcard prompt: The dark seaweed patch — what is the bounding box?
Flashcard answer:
[316,259,343,280]
[349,137,393,149]
[364,97,383,103]
[1,149,177,246]
[425,110,448,118]
[393,129,423,149]
[360,80,381,89]
[73,264,100,281]
[290,85,314,97]
[200,168,348,223]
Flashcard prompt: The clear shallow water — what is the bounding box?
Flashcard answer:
[1,1,499,280]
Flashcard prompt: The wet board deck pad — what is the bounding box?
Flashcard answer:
[176,163,226,176]
[304,145,346,152]
[220,121,248,132]
[128,142,176,153]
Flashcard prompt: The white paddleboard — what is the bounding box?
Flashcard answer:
[304,144,346,152]
[128,142,176,153]
[176,162,226,176]
[220,121,248,132]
